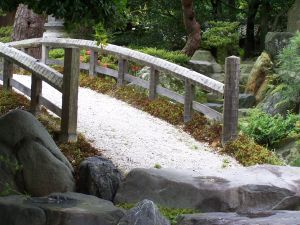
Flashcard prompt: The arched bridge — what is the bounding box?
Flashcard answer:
[0,38,240,144]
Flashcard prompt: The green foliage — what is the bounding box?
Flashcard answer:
[240,109,300,148]
[0,26,12,43]
[94,23,108,45]
[117,203,197,225]
[133,47,190,66]
[223,135,283,166]
[49,48,64,60]
[202,21,240,62]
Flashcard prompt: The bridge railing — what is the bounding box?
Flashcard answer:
[7,38,240,145]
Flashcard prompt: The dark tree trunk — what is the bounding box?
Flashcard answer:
[211,0,222,20]
[260,0,271,50]
[228,0,236,20]
[245,0,262,58]
[13,4,46,59]
[181,0,201,56]
[0,10,16,26]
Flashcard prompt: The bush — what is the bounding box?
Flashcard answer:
[240,109,300,148]
[276,32,300,108]
[49,49,64,59]
[133,47,190,66]
[0,26,12,43]
[202,21,240,63]
[223,135,283,166]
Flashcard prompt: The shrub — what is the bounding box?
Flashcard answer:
[202,21,240,63]
[49,49,64,59]
[240,109,300,148]
[132,47,190,66]
[276,32,300,108]
[223,135,283,166]
[0,26,12,43]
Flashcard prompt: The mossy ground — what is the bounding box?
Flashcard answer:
[0,87,100,171]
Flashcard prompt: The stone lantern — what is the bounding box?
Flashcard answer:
[43,15,65,38]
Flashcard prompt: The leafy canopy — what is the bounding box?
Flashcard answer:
[0,0,127,27]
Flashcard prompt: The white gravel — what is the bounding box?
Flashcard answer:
[12,74,241,173]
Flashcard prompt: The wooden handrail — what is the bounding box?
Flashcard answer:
[4,38,240,144]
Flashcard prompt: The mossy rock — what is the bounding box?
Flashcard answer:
[276,138,300,165]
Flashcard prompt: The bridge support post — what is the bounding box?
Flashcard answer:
[41,45,49,64]
[89,50,98,76]
[117,57,128,86]
[30,73,42,115]
[184,78,195,122]
[60,47,80,143]
[3,58,13,90]
[222,56,240,146]
[149,67,159,100]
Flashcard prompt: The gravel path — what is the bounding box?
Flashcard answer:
[13,75,241,173]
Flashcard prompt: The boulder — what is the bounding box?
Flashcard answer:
[288,0,300,33]
[78,156,123,201]
[239,94,256,108]
[191,50,216,62]
[177,211,300,225]
[265,32,294,59]
[245,52,273,97]
[118,199,170,225]
[276,139,300,165]
[115,165,300,212]
[0,192,125,225]
[0,110,75,196]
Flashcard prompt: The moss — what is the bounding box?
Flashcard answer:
[223,135,283,166]
[117,203,198,225]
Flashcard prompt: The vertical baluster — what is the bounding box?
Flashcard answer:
[149,67,159,100]
[3,58,13,90]
[117,57,128,86]
[41,45,49,64]
[60,48,80,143]
[184,78,195,122]
[30,73,42,115]
[222,56,240,146]
[89,49,98,76]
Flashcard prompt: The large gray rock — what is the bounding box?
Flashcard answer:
[177,211,300,225]
[0,192,125,225]
[115,165,300,212]
[0,110,75,196]
[239,94,256,108]
[118,199,170,225]
[78,156,123,201]
[288,0,300,33]
[265,32,294,59]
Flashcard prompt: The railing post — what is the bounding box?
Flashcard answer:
[149,67,159,100]
[3,58,13,91]
[41,45,49,64]
[184,78,195,122]
[60,47,80,143]
[222,56,240,146]
[117,57,128,86]
[89,50,98,76]
[30,73,42,115]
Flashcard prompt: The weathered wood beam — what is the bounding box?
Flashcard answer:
[3,58,13,90]
[184,78,195,122]
[149,67,159,100]
[30,73,42,115]
[222,56,240,146]
[60,47,80,143]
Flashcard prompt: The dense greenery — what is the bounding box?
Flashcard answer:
[0,26,12,43]
[240,109,300,148]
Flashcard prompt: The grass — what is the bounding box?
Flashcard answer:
[117,203,198,225]
[0,87,100,171]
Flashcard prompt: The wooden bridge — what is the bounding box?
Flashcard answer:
[0,38,240,145]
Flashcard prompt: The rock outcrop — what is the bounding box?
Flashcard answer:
[115,165,300,212]
[0,192,125,225]
[0,110,75,196]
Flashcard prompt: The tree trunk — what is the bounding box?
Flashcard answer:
[260,0,271,50]
[228,0,236,20]
[211,0,222,20]
[0,10,16,26]
[181,0,201,56]
[13,4,46,59]
[245,0,261,58]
